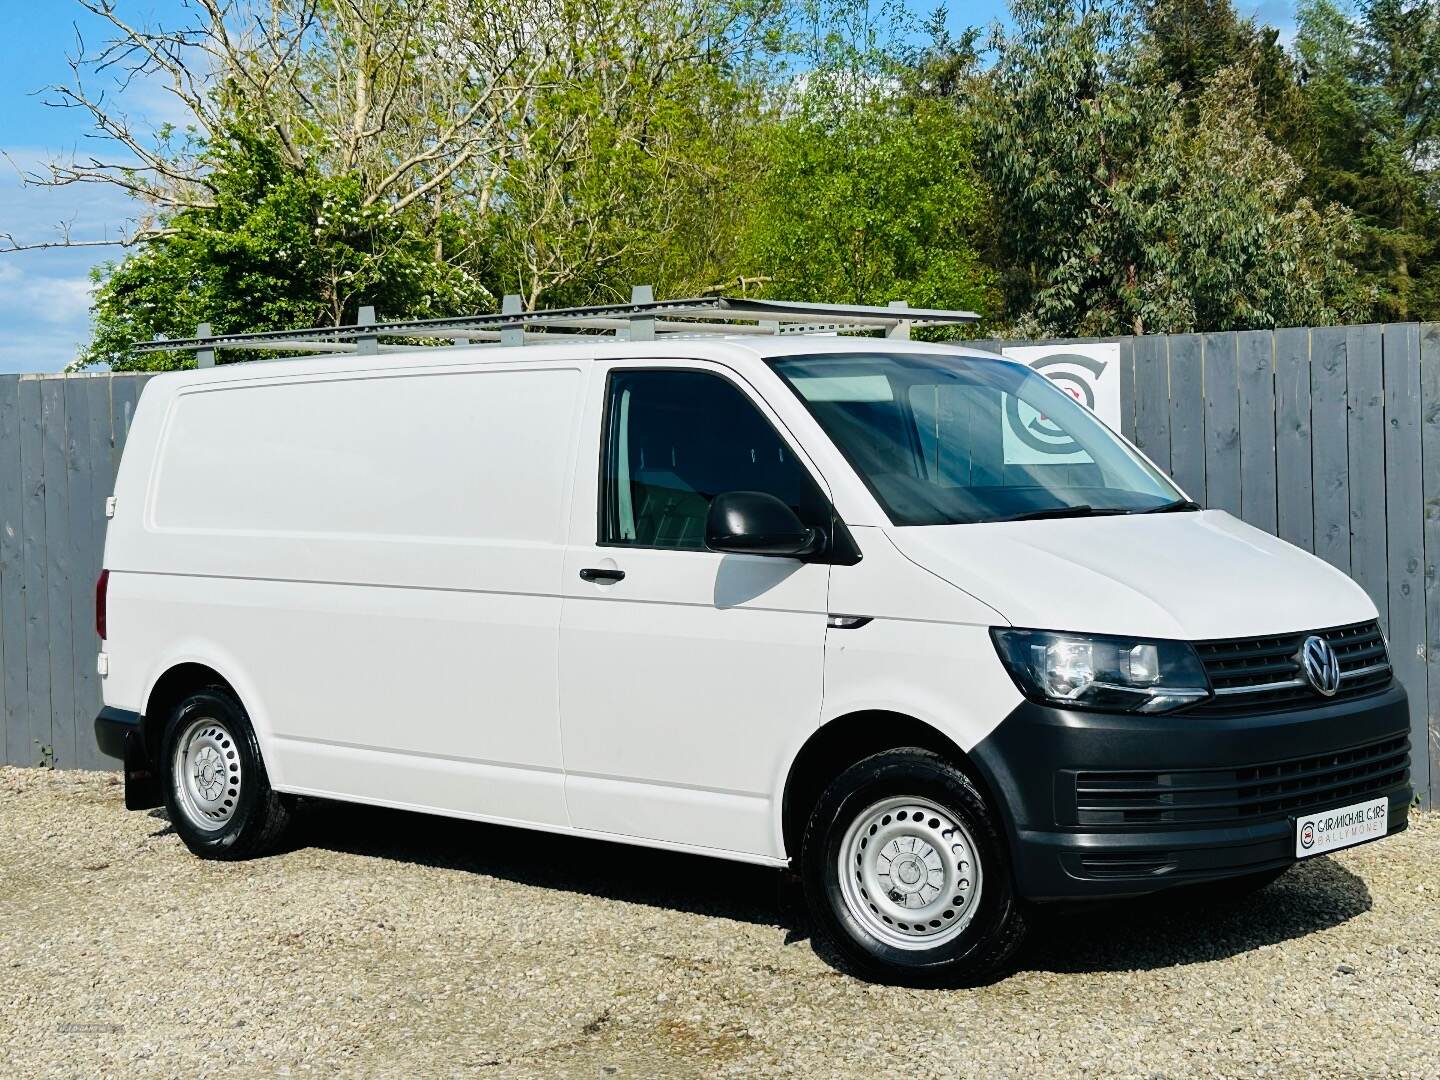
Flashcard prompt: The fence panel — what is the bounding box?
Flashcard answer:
[0,377,25,764]
[1133,335,1171,472]
[1311,326,1352,575]
[1168,334,1206,498]
[0,373,146,768]
[1274,327,1314,553]
[17,378,52,767]
[65,378,104,770]
[1348,325,1389,623]
[1420,324,1440,808]
[41,378,75,769]
[1382,324,1429,803]
[1202,332,1241,516]
[1237,330,1277,534]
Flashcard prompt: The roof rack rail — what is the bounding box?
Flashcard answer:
[132,286,981,366]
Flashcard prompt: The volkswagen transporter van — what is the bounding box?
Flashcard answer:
[94,303,1411,985]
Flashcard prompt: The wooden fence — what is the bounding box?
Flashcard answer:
[0,373,154,770]
[1,328,1437,806]
[1117,325,1438,808]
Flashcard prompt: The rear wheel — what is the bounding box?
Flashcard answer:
[162,686,292,860]
[800,748,1027,986]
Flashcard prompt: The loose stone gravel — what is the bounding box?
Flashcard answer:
[1,767,1437,1078]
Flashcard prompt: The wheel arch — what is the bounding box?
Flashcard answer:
[141,659,252,760]
[779,710,1010,862]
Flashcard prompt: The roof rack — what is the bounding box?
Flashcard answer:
[132,286,981,367]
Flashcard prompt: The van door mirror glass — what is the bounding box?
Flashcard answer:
[705,491,820,558]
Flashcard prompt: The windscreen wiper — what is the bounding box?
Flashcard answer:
[990,505,1128,522]
[1134,498,1202,514]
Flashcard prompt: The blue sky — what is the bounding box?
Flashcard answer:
[0,1,1300,374]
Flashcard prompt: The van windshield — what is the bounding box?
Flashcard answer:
[769,352,1183,526]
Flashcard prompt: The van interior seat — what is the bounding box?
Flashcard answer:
[631,468,709,549]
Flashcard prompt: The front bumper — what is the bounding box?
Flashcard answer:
[968,683,1413,901]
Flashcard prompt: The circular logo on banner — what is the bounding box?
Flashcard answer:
[1300,822,1315,849]
[1003,353,1109,456]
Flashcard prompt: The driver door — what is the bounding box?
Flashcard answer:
[558,361,833,859]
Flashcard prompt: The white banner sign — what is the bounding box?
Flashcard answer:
[999,342,1122,464]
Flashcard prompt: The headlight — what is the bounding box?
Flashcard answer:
[991,628,1210,714]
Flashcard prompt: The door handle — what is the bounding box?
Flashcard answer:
[579,567,626,583]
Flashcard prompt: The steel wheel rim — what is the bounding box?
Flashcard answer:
[838,795,982,950]
[172,717,243,832]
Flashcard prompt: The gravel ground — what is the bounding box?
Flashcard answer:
[2,767,1437,1079]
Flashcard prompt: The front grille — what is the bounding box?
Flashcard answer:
[1190,620,1391,716]
[1074,734,1409,827]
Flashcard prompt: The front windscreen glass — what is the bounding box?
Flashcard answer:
[769,352,1182,525]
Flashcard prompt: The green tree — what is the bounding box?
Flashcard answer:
[1139,0,1300,125]
[478,0,774,307]
[1130,68,1371,330]
[976,0,1364,336]
[86,130,486,371]
[1294,0,1440,320]
[732,9,997,317]
[737,93,996,314]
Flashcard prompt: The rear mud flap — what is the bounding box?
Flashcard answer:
[123,729,163,811]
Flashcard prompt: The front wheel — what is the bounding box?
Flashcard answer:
[162,686,292,860]
[800,748,1027,986]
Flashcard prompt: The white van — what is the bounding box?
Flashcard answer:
[94,311,1411,985]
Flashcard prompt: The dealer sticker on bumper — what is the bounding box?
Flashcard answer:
[1295,796,1388,858]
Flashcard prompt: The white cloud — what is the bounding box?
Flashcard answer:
[0,145,135,373]
[0,260,94,324]
[0,337,88,374]
[0,252,96,372]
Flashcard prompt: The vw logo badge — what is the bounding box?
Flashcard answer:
[1300,635,1342,697]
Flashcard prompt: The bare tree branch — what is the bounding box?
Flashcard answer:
[7,0,782,299]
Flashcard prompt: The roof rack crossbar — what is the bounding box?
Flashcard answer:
[131,289,981,360]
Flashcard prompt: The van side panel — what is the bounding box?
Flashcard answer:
[105,364,586,828]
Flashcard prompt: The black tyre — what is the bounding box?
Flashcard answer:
[800,748,1027,986]
[161,686,292,860]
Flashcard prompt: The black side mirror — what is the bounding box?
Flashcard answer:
[705,491,821,558]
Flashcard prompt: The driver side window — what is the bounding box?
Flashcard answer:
[600,369,828,550]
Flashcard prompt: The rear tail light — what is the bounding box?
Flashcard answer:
[96,569,109,640]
